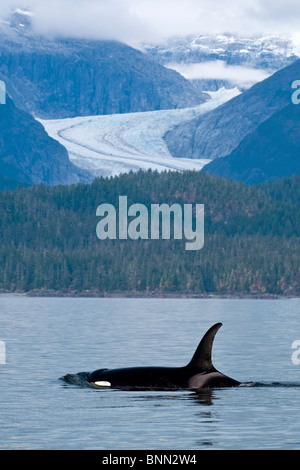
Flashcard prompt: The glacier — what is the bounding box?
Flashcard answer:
[39,88,239,179]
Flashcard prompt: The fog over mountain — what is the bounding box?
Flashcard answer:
[0,9,207,119]
[0,4,299,188]
[142,33,299,91]
[3,1,300,48]
[165,58,300,158]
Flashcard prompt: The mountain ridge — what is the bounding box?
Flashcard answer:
[164,58,300,172]
[203,102,300,184]
[0,10,208,119]
[143,33,299,91]
[0,93,88,190]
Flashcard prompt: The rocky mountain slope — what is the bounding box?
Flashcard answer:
[0,10,208,119]
[0,94,87,190]
[164,59,300,167]
[203,102,300,184]
[143,33,298,91]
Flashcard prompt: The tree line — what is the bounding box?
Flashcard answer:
[0,170,299,296]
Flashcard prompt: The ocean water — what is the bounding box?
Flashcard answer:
[0,296,299,450]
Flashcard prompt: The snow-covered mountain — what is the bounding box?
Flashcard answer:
[2,8,298,187]
[165,58,300,184]
[0,9,207,119]
[142,33,299,91]
[165,58,300,160]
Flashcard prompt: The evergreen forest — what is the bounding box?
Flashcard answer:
[0,170,299,296]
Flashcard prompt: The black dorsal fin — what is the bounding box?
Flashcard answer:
[187,323,222,370]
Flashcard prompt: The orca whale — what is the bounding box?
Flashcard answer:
[88,323,240,390]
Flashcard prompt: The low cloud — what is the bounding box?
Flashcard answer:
[30,0,156,44]
[1,0,300,46]
[166,61,271,88]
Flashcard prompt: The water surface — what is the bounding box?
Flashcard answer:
[0,296,299,450]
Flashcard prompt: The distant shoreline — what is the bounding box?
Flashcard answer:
[0,290,297,299]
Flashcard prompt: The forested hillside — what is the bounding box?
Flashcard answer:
[0,170,299,296]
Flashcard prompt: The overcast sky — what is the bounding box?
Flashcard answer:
[2,0,300,48]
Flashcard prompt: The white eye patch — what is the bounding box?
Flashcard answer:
[94,381,111,387]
